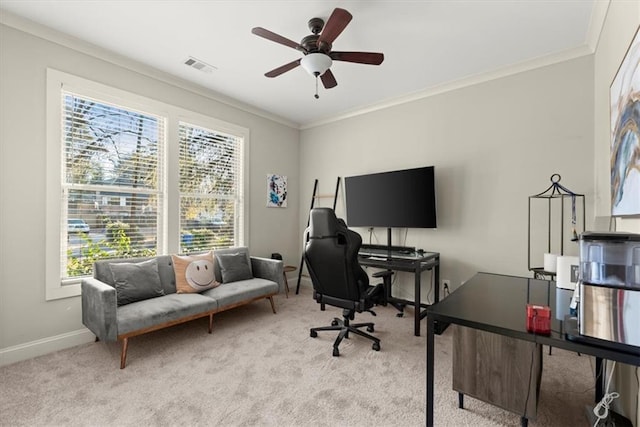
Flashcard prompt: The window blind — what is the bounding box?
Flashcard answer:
[178,122,243,253]
[61,91,164,280]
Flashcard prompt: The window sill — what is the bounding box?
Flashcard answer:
[46,280,81,301]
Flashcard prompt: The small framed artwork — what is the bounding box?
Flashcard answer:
[267,174,287,208]
[610,26,640,216]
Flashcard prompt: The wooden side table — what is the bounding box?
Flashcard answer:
[282,265,296,298]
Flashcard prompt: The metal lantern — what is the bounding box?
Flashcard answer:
[528,174,585,279]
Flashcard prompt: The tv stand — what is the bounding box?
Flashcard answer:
[384,227,416,257]
[360,243,415,255]
[358,246,440,336]
[361,227,416,256]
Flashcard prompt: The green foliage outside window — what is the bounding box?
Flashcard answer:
[66,226,155,277]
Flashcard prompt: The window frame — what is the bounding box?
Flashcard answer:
[177,119,246,253]
[45,69,250,300]
[60,90,167,283]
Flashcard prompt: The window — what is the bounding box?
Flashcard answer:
[46,69,248,300]
[61,92,164,280]
[179,122,244,253]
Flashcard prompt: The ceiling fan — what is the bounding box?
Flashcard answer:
[251,8,384,98]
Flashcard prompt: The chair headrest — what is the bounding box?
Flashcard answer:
[308,208,342,239]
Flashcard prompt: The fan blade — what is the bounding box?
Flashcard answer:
[330,51,384,65]
[321,69,337,89]
[318,8,352,46]
[265,59,301,78]
[251,27,306,53]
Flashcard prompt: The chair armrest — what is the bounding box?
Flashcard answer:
[372,270,394,279]
[81,277,118,341]
[251,257,284,293]
[366,282,384,299]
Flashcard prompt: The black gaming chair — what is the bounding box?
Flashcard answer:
[304,207,384,356]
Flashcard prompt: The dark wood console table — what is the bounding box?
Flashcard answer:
[425,272,640,427]
[359,250,440,336]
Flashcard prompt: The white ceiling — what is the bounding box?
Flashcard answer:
[0,0,604,128]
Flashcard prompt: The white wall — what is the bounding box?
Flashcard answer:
[593,0,640,423]
[300,55,594,301]
[0,22,300,364]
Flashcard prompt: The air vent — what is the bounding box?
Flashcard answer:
[183,56,217,73]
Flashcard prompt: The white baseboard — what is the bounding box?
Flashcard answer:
[2,278,314,367]
[0,328,95,367]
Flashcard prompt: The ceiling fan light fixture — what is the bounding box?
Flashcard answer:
[300,53,332,77]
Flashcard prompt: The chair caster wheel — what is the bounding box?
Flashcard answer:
[310,330,317,338]
[396,313,404,318]
[367,325,374,332]
[372,342,380,351]
[333,347,339,357]
[331,319,339,326]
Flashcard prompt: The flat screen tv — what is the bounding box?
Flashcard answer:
[344,166,437,229]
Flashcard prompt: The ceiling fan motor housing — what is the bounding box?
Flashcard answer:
[303,17,332,53]
[301,34,331,54]
[308,17,324,34]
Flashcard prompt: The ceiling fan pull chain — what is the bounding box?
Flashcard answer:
[314,76,320,99]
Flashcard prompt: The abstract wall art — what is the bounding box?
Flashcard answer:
[610,26,640,216]
[267,174,287,208]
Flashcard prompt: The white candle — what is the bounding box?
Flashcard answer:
[556,256,579,289]
[543,253,558,273]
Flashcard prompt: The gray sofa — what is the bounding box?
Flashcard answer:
[81,247,283,368]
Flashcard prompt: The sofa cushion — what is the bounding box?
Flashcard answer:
[109,259,165,306]
[171,251,220,293]
[201,277,278,309]
[216,252,253,283]
[212,247,251,282]
[94,255,177,295]
[117,293,217,335]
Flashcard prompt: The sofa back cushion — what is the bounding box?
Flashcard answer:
[216,252,253,283]
[109,258,165,306]
[212,247,252,283]
[93,255,177,295]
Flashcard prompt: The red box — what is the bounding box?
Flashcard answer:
[526,304,551,335]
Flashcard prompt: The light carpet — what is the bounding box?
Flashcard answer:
[1,285,595,426]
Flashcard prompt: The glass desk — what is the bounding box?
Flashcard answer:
[425,272,640,427]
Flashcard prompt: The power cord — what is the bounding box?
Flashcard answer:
[592,361,619,427]
[523,311,538,418]
[636,366,640,426]
[443,282,450,297]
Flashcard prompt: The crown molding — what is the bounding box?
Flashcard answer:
[585,0,610,52]
[0,10,299,130]
[301,44,595,130]
[2,4,607,132]
[300,1,609,129]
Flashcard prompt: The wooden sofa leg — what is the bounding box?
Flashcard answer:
[208,313,213,334]
[120,338,128,369]
[268,296,276,314]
